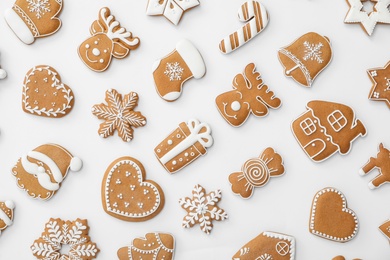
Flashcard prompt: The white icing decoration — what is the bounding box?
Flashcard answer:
[303,41,323,63]
[27,0,51,19]
[146,0,199,25]
[92,48,100,56]
[0,207,13,226]
[167,140,173,145]
[175,39,206,79]
[127,233,175,259]
[231,101,241,111]
[164,62,184,81]
[262,232,295,259]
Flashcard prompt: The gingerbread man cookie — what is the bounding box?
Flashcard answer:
[0,201,15,235]
[367,61,390,109]
[146,0,200,25]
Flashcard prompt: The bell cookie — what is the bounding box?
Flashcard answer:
[309,187,359,243]
[31,218,99,259]
[101,157,164,222]
[5,0,62,44]
[117,232,175,260]
[154,118,213,174]
[229,147,285,199]
[0,201,15,235]
[78,7,140,72]
[367,61,390,108]
[278,32,332,87]
[291,100,366,162]
[22,65,74,118]
[216,63,281,127]
[379,219,390,244]
[11,144,82,200]
[152,39,206,102]
[219,0,269,54]
[91,89,146,142]
[344,0,390,36]
[0,52,7,80]
[179,184,228,234]
[232,231,295,260]
[146,0,200,25]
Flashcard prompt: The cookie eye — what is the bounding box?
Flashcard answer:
[85,44,90,49]
[99,59,104,63]
[94,41,98,45]
[104,49,108,53]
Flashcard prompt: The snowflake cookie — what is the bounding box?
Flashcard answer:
[179,184,228,234]
[31,218,100,260]
[92,89,146,142]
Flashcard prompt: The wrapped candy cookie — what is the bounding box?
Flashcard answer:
[0,201,15,235]
[154,119,213,173]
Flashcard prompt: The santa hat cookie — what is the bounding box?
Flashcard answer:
[12,143,82,200]
[4,0,63,44]
[0,201,15,235]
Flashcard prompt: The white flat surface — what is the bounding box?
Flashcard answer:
[0,0,389,259]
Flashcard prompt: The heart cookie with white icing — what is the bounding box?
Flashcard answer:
[101,157,164,222]
[22,65,74,118]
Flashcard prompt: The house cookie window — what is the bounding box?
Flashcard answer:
[300,118,316,135]
[327,110,347,132]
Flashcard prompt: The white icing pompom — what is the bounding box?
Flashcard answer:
[0,69,7,79]
[70,157,83,172]
[5,201,15,210]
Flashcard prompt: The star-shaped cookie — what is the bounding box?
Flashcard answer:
[344,0,390,35]
[92,89,146,142]
[367,61,390,108]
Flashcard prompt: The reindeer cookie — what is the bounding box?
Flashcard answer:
[360,143,390,189]
[367,61,390,109]
[78,7,140,72]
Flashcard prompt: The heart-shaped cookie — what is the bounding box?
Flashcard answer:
[22,65,74,118]
[309,187,359,242]
[101,157,164,222]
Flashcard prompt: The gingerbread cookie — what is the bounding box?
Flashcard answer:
[360,143,390,189]
[379,219,390,244]
[219,0,269,54]
[92,89,146,142]
[344,0,390,36]
[78,7,140,72]
[102,157,164,222]
[0,201,15,235]
[152,39,206,102]
[154,119,213,174]
[216,63,281,127]
[31,218,99,259]
[0,52,7,80]
[12,144,82,200]
[117,232,175,260]
[146,0,200,25]
[367,61,390,108]
[22,65,74,118]
[232,231,295,260]
[291,100,366,162]
[309,187,359,242]
[179,184,228,234]
[332,256,362,260]
[5,0,62,44]
[229,147,285,199]
[278,32,332,87]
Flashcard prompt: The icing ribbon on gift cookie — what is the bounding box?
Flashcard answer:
[219,0,269,54]
[146,0,200,25]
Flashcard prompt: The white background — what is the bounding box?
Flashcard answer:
[0,0,389,259]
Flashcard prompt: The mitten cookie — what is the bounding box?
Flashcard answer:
[146,0,200,25]
[0,201,15,235]
[152,39,206,102]
[78,7,140,72]
[367,61,390,109]
[5,0,63,44]
[12,144,82,200]
[360,143,390,189]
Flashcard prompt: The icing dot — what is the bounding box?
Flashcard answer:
[104,49,108,53]
[167,140,173,145]
[92,48,101,56]
[312,143,315,147]
[85,44,90,48]
[172,160,177,165]
[231,101,241,111]
[94,41,98,45]
[191,152,195,156]
[184,153,188,157]
[157,149,161,153]
[177,134,181,138]
[99,59,104,63]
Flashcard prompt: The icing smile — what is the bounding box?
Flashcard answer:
[85,51,98,63]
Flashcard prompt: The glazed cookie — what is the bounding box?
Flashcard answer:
[379,219,390,244]
[102,157,164,222]
[152,39,206,102]
[229,147,285,199]
[367,61,390,108]
[219,0,269,54]
[5,0,62,44]
[117,232,175,260]
[154,119,213,174]
[92,89,146,142]
[360,143,390,189]
[146,0,200,25]
[0,201,15,235]
[0,52,7,80]
[179,184,228,234]
[344,0,390,36]
[216,63,281,127]
[232,231,295,260]
[22,65,74,118]
[12,144,82,200]
[309,187,359,243]
[291,100,366,162]
[278,32,332,87]
[78,7,140,72]
[31,218,99,259]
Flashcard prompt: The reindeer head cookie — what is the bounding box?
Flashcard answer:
[78,7,140,72]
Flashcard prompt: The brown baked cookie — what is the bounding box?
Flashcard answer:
[309,187,359,242]
[360,143,390,189]
[232,231,295,260]
[101,157,164,222]
[332,256,362,260]
[291,100,366,162]
[379,219,390,244]
[117,232,175,260]
[367,61,390,109]
[12,144,82,200]
[0,201,15,235]
[146,0,200,25]
[22,65,74,118]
